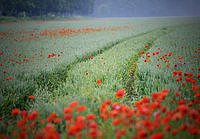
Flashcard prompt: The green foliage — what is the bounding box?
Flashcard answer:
[136,23,200,100]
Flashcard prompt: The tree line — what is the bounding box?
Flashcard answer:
[0,0,95,17]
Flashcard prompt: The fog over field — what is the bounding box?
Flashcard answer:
[93,0,200,17]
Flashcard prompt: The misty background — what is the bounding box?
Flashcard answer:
[0,0,200,17]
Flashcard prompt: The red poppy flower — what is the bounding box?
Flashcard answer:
[146,53,151,57]
[86,114,96,120]
[176,77,182,82]
[175,92,180,97]
[11,108,20,116]
[197,74,200,78]
[5,76,12,80]
[28,110,39,120]
[140,51,145,55]
[112,119,121,126]
[28,95,35,100]
[195,93,200,97]
[54,118,62,124]
[77,105,87,112]
[88,122,98,129]
[150,133,164,139]
[116,129,126,138]
[164,125,171,131]
[116,88,125,98]
[0,51,3,56]
[96,79,102,85]
[192,85,200,91]
[64,114,72,121]
[63,107,73,114]
[69,101,79,108]
[47,113,57,122]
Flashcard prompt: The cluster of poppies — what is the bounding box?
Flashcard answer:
[0,79,199,139]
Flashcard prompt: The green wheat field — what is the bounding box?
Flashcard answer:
[0,17,200,138]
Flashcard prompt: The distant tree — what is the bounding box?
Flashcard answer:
[0,0,95,17]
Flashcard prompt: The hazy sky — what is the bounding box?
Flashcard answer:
[93,0,200,17]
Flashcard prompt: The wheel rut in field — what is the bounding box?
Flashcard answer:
[35,26,174,106]
[36,27,171,92]
[0,26,172,118]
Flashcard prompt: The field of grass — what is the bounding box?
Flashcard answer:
[0,17,200,138]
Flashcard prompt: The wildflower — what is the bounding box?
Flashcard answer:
[172,129,178,135]
[138,130,147,139]
[54,118,62,124]
[11,108,20,116]
[116,89,125,98]
[164,125,171,132]
[86,114,96,120]
[0,51,3,56]
[28,95,35,100]
[176,77,182,82]
[146,53,151,57]
[112,119,121,126]
[150,133,164,139]
[88,122,98,129]
[195,93,200,97]
[175,92,180,97]
[87,129,102,139]
[20,110,28,118]
[189,109,199,120]
[64,114,72,121]
[180,124,187,131]
[104,99,111,105]
[178,105,189,114]
[63,107,73,114]
[47,113,57,122]
[96,79,102,85]
[5,76,12,80]
[17,119,26,128]
[116,129,126,139]
[39,124,60,139]
[77,105,87,112]
[192,85,199,91]
[187,125,199,135]
[110,110,119,118]
[140,51,145,55]
[28,110,39,120]
[69,101,79,108]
